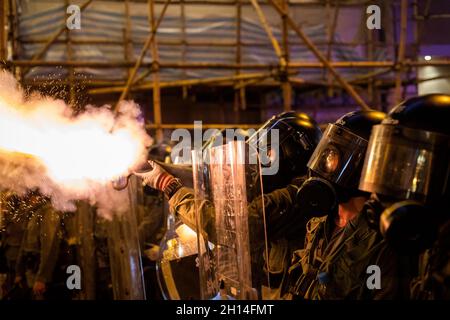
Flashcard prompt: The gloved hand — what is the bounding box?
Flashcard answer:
[134,160,175,192]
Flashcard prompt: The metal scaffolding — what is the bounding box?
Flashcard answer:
[1,0,449,136]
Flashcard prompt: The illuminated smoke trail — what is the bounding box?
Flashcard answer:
[0,71,152,218]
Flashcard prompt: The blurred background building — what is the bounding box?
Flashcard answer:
[0,0,449,141]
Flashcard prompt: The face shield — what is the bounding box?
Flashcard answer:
[307,124,368,190]
[359,124,450,253]
[192,140,269,300]
[248,118,316,169]
[247,118,318,192]
[359,124,450,203]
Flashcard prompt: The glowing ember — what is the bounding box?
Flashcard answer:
[0,71,151,215]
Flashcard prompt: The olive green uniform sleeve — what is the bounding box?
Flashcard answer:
[168,181,301,238]
[168,186,199,230]
[249,182,302,240]
[370,244,400,300]
[168,186,218,243]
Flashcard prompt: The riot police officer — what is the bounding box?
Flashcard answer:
[358,94,450,299]
[283,110,403,300]
[132,111,323,299]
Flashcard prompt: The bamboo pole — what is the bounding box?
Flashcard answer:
[8,0,19,77]
[22,0,93,77]
[394,0,408,105]
[132,2,156,85]
[412,1,419,96]
[414,13,450,20]
[267,0,371,110]
[180,0,188,99]
[124,0,132,79]
[234,70,291,89]
[89,72,273,94]
[249,0,286,67]
[325,0,339,97]
[24,79,135,86]
[133,67,154,85]
[29,73,437,92]
[50,0,367,6]
[24,78,281,87]
[25,72,442,91]
[0,0,6,61]
[234,0,241,110]
[412,0,431,95]
[27,0,367,6]
[349,68,392,84]
[149,0,163,142]
[146,123,260,129]
[65,0,76,107]
[366,10,375,106]
[234,0,246,115]
[322,0,330,85]
[412,0,419,61]
[280,0,291,111]
[115,0,171,108]
[9,59,450,69]
[27,79,300,89]
[235,73,280,89]
[21,38,400,48]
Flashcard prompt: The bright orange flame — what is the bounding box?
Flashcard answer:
[0,73,150,194]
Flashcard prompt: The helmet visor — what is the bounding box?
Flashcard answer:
[247,117,316,175]
[307,124,368,189]
[248,117,316,153]
[359,124,450,202]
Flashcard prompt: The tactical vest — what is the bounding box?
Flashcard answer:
[284,213,395,300]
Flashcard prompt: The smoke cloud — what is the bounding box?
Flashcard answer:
[0,70,152,219]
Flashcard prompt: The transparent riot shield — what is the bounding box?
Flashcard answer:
[192,140,270,300]
[156,213,201,300]
[105,180,146,300]
[73,201,96,300]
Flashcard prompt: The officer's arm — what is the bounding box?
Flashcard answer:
[263,183,300,224]
[371,244,401,300]
[248,177,305,239]
[167,178,303,242]
[168,186,216,241]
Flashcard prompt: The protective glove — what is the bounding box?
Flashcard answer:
[133,160,176,192]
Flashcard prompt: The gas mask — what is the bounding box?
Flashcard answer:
[296,123,369,217]
[295,175,338,218]
[363,194,437,254]
[360,123,450,253]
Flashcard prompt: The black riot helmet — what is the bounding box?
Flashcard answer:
[202,128,250,151]
[296,110,387,218]
[247,111,322,193]
[359,94,450,253]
